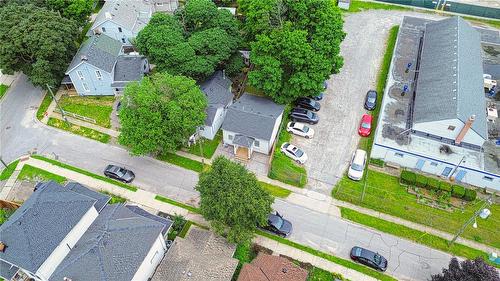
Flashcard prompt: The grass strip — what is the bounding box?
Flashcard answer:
[0,160,19,181]
[340,207,498,268]
[154,195,200,213]
[259,181,292,198]
[47,118,111,144]
[158,153,205,173]
[0,84,9,100]
[100,190,127,204]
[256,230,397,281]
[178,221,193,238]
[17,164,67,183]
[36,92,53,121]
[31,155,138,191]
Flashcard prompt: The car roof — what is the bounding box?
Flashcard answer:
[292,122,305,129]
[353,149,366,163]
[268,214,282,226]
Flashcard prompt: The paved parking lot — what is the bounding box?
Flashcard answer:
[293,10,443,194]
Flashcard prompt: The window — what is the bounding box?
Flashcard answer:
[228,135,233,140]
[118,27,122,32]
[102,27,106,32]
[448,125,456,131]
[441,167,452,177]
[430,162,438,167]
[254,140,260,147]
[77,70,84,80]
[95,70,102,80]
[483,176,494,181]
[415,159,425,170]
[82,82,90,92]
[121,38,126,43]
[395,152,404,158]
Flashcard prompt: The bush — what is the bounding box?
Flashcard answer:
[427,178,440,190]
[451,185,466,198]
[370,158,385,167]
[400,170,416,185]
[439,182,452,192]
[415,174,428,188]
[225,53,245,77]
[463,189,477,201]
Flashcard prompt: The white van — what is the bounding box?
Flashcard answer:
[348,149,367,181]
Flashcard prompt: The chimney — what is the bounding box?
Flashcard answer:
[0,242,6,252]
[455,115,475,145]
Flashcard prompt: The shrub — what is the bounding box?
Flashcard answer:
[370,158,385,167]
[225,53,245,78]
[415,174,428,188]
[439,182,452,192]
[463,189,477,201]
[451,185,466,198]
[400,170,416,185]
[427,178,440,190]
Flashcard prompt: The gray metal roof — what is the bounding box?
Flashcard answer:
[66,34,123,74]
[112,56,148,84]
[66,182,111,212]
[49,204,167,281]
[222,94,284,141]
[0,181,97,273]
[413,16,487,139]
[201,71,233,126]
[91,0,152,35]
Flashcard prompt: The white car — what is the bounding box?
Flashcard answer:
[280,142,308,164]
[286,122,315,139]
[348,149,367,181]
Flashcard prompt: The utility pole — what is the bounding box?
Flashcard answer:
[449,195,493,246]
[46,84,69,126]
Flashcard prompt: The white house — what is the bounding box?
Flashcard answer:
[0,181,172,281]
[199,71,233,140]
[222,94,284,159]
[371,16,500,190]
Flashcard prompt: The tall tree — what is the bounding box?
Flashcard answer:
[239,0,344,104]
[431,258,499,281]
[0,4,79,88]
[119,73,207,155]
[1,0,93,24]
[196,156,274,243]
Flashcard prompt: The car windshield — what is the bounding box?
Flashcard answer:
[368,96,376,103]
[273,216,284,229]
[374,254,382,264]
[351,163,364,171]
[306,111,313,118]
[361,122,371,129]
[295,149,304,157]
[302,126,309,133]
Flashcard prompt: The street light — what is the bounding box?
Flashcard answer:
[449,195,493,246]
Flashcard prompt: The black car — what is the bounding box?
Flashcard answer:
[290,108,319,124]
[310,92,324,101]
[364,90,377,111]
[261,212,293,237]
[350,246,388,271]
[296,97,321,111]
[104,164,135,183]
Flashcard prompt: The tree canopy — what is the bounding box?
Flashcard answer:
[0,4,79,88]
[196,156,274,243]
[136,0,240,80]
[0,0,92,24]
[431,258,499,281]
[239,0,345,104]
[119,73,207,156]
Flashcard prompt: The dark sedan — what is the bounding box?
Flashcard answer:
[104,165,135,183]
[296,97,321,111]
[350,246,388,271]
[364,90,377,111]
[261,212,293,237]
[290,108,319,124]
[310,92,324,101]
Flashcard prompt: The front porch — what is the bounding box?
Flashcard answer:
[214,144,270,178]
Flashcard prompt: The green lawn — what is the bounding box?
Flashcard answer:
[17,164,66,183]
[158,153,206,173]
[259,181,292,198]
[58,95,114,128]
[0,160,19,181]
[36,92,53,120]
[333,170,500,249]
[154,195,200,213]
[47,118,111,144]
[0,84,9,99]
[340,207,498,267]
[32,155,138,191]
[185,131,222,158]
[100,191,126,204]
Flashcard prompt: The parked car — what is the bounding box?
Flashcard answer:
[261,212,293,237]
[350,246,388,271]
[280,142,308,164]
[311,92,324,101]
[364,90,377,111]
[295,97,321,111]
[287,122,315,139]
[358,114,373,137]
[104,164,135,183]
[290,108,319,124]
[348,149,367,181]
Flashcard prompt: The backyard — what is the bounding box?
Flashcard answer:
[333,169,500,249]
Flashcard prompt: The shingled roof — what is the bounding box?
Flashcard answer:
[201,71,233,126]
[66,34,122,74]
[111,56,149,87]
[413,16,487,139]
[91,0,152,35]
[0,181,97,273]
[238,253,308,281]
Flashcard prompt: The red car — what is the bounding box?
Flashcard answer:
[358,114,372,137]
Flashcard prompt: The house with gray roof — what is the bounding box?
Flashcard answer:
[222,94,284,159]
[0,181,172,281]
[64,34,149,96]
[199,71,234,140]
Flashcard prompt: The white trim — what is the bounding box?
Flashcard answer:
[95,70,102,80]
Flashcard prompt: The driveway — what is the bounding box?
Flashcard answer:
[293,10,443,194]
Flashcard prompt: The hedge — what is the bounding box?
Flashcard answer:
[415,174,428,188]
[464,189,477,201]
[439,182,452,192]
[452,185,466,198]
[427,178,440,190]
[370,158,385,167]
[400,170,416,185]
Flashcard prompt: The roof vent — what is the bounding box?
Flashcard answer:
[81,55,88,61]
[0,242,6,252]
[63,278,73,281]
[282,268,288,273]
[105,12,112,19]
